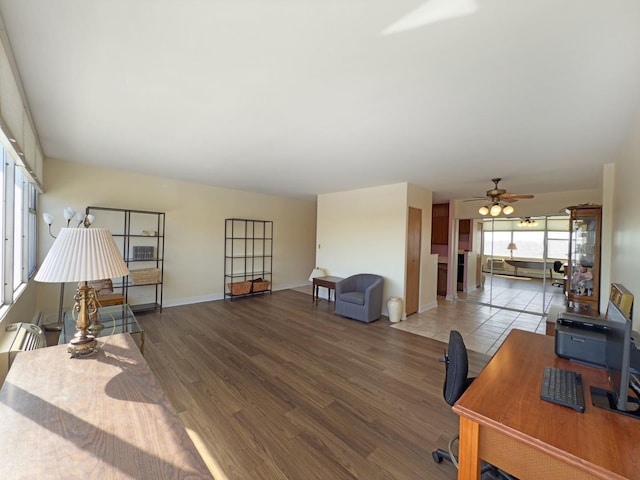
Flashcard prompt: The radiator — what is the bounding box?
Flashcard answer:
[0,322,46,385]
[486,259,504,270]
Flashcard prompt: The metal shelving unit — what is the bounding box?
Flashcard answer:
[224,218,273,300]
[87,206,165,313]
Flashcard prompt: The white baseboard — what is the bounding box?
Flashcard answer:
[160,282,312,309]
[163,293,223,308]
[419,300,438,313]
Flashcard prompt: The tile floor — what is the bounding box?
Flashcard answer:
[392,274,566,355]
[296,274,567,356]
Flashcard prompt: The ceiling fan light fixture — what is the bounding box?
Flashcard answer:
[489,204,502,216]
[474,179,532,218]
[518,217,538,227]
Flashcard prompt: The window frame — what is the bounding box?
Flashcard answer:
[483,217,570,261]
[0,137,38,307]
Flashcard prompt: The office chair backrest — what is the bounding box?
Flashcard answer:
[443,330,471,406]
[553,260,563,273]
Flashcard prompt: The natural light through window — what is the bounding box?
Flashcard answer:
[0,131,38,308]
[382,0,478,35]
[483,217,570,261]
[13,167,23,291]
[512,231,545,259]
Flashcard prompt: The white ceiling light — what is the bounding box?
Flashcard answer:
[479,202,515,217]
[518,217,538,227]
[489,204,502,217]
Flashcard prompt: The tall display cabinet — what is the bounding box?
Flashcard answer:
[565,205,601,314]
[87,206,165,313]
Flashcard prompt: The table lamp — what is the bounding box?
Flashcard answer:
[35,227,129,356]
[507,242,517,259]
[308,267,326,281]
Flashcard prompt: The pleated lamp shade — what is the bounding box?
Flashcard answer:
[308,267,326,281]
[35,228,130,283]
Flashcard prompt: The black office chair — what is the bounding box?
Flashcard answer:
[432,331,517,480]
[552,261,565,287]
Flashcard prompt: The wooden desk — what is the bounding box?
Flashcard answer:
[312,276,343,304]
[0,334,212,479]
[504,259,553,278]
[453,329,640,480]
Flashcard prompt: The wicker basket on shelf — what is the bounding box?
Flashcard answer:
[251,279,270,293]
[130,268,161,285]
[227,281,252,296]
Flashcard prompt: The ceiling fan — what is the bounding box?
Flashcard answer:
[468,178,534,217]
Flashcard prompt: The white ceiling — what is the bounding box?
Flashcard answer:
[1,0,640,201]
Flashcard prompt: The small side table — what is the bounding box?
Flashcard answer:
[312,276,344,304]
[60,304,144,354]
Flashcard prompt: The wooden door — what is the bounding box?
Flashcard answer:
[406,207,422,315]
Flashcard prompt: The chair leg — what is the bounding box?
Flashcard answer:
[433,445,519,480]
[432,448,452,464]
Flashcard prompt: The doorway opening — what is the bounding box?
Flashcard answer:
[458,215,569,316]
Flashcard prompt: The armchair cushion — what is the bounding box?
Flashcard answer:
[340,292,365,305]
[335,273,384,323]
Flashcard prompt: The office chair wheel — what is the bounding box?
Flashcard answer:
[432,451,443,463]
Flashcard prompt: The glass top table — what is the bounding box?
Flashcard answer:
[60,304,144,353]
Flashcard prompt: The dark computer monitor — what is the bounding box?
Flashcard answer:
[590,299,639,416]
[604,300,637,412]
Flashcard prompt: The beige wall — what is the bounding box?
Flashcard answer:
[407,183,437,312]
[612,107,640,329]
[35,159,317,315]
[599,163,615,313]
[316,182,435,317]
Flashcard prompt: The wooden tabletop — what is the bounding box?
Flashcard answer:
[0,333,212,479]
[453,329,640,479]
[313,276,344,284]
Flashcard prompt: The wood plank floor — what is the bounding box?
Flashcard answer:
[137,290,490,480]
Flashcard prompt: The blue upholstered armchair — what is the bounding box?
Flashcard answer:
[335,274,384,323]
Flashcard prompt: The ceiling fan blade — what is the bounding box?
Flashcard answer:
[471,179,535,206]
[501,193,534,200]
[463,197,487,202]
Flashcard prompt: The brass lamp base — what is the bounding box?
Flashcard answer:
[88,322,105,334]
[68,335,98,357]
[68,281,100,357]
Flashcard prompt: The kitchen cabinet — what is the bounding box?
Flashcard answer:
[432,203,449,245]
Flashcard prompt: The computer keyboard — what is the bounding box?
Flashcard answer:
[540,367,585,413]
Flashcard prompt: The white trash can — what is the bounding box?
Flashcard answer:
[387,297,404,323]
